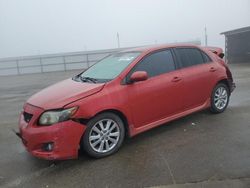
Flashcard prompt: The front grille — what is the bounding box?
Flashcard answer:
[23,112,33,123]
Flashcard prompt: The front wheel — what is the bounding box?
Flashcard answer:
[210,83,230,113]
[82,112,125,158]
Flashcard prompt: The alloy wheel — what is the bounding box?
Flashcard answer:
[214,86,228,110]
[89,119,120,153]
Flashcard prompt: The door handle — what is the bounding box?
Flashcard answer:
[171,76,182,82]
[209,67,216,72]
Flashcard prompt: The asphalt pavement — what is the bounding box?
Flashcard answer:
[0,64,250,188]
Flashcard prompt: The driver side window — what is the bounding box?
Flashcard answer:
[130,49,176,78]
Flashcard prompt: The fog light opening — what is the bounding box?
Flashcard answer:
[43,142,54,152]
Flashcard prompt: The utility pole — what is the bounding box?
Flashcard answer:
[117,32,120,48]
[205,26,208,46]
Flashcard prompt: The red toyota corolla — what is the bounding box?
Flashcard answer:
[18,44,235,160]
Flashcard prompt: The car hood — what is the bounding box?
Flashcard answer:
[27,78,105,109]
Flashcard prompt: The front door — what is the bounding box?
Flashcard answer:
[125,49,184,128]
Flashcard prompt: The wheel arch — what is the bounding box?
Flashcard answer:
[78,108,131,138]
[210,78,230,114]
[96,109,130,137]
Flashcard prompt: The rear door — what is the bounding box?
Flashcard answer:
[125,49,184,128]
[174,47,216,110]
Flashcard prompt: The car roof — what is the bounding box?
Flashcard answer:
[122,43,201,53]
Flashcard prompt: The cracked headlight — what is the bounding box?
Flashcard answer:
[39,107,78,126]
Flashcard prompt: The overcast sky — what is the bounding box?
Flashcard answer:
[0,0,250,58]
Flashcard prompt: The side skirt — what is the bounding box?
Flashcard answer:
[129,99,211,137]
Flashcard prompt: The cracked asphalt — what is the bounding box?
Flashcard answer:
[0,64,250,188]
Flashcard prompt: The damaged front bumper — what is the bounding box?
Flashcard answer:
[18,104,86,160]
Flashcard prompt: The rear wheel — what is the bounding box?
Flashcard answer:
[210,83,229,113]
[82,112,125,158]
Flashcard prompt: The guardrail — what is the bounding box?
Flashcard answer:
[0,48,128,76]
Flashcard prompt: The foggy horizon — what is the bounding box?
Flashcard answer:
[0,0,250,58]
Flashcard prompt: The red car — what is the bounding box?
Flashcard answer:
[18,44,235,160]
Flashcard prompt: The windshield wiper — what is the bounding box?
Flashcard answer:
[79,76,98,83]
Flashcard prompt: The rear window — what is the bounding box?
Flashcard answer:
[176,48,204,68]
[201,51,212,63]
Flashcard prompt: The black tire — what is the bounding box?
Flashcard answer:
[210,83,230,114]
[82,112,125,158]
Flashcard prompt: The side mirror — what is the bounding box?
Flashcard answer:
[129,71,148,83]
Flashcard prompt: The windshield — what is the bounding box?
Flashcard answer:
[77,52,141,83]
